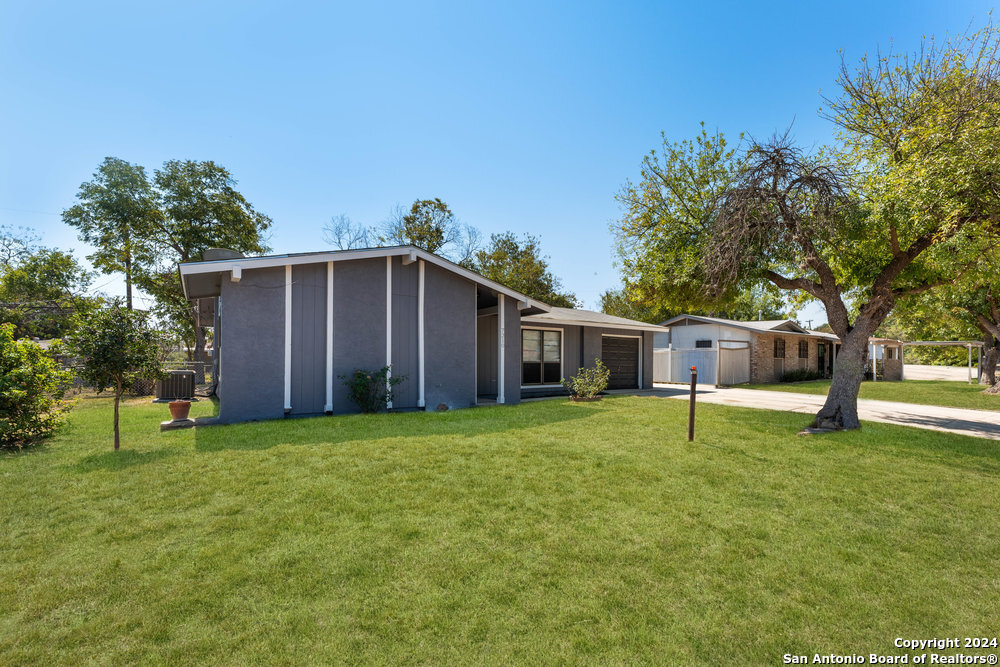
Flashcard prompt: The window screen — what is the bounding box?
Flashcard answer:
[695,340,712,348]
[798,340,809,358]
[774,339,785,358]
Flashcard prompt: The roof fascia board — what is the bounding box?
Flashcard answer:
[179,246,550,312]
[521,316,665,332]
[661,314,836,339]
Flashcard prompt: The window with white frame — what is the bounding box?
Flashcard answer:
[522,329,562,384]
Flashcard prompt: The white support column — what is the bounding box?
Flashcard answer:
[871,344,877,382]
[386,256,393,409]
[497,293,505,404]
[968,344,973,384]
[325,261,334,413]
[417,260,425,408]
[715,344,721,386]
[900,344,906,381]
[284,265,292,412]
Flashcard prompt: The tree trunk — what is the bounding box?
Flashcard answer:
[125,254,133,311]
[114,377,121,451]
[983,341,999,387]
[813,330,870,430]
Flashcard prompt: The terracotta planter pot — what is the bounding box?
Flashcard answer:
[169,400,191,421]
[569,395,602,402]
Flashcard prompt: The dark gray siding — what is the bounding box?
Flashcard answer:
[501,297,521,405]
[332,258,388,414]
[424,262,476,410]
[290,263,327,415]
[390,257,419,409]
[642,331,653,389]
[476,312,498,396]
[217,267,286,424]
[563,325,583,373]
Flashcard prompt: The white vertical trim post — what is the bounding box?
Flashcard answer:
[715,343,721,387]
[284,264,292,412]
[386,256,393,409]
[325,261,334,413]
[900,344,906,381]
[969,344,973,384]
[497,293,505,404]
[417,260,425,408]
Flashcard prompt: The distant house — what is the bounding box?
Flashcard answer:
[178,245,661,424]
[656,315,905,384]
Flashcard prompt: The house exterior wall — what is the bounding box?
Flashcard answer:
[752,333,825,383]
[331,258,388,414]
[500,296,522,405]
[669,323,755,348]
[520,324,653,397]
[424,262,477,410]
[391,256,419,409]
[217,267,286,424]
[883,356,903,381]
[476,312,498,397]
[290,263,327,415]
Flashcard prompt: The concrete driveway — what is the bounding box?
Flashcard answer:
[648,384,1000,441]
[904,364,978,382]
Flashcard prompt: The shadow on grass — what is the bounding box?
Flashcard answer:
[74,448,179,472]
[193,400,600,453]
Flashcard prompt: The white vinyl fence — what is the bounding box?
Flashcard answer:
[654,341,750,386]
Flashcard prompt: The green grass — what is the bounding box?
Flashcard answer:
[743,379,1000,411]
[2,395,1000,664]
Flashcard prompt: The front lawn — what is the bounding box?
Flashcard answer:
[743,378,1000,411]
[2,395,999,663]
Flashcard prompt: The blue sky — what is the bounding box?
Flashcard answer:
[0,1,993,323]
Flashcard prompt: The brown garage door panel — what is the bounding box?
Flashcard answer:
[602,337,639,389]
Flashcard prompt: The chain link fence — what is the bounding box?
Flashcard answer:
[64,360,213,397]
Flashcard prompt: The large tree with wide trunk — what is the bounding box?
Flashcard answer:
[613,26,1000,429]
[62,158,160,310]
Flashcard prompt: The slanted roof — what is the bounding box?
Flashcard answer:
[660,314,839,340]
[522,307,666,332]
[178,245,550,314]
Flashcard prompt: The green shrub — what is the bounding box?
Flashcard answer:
[0,323,71,449]
[561,358,611,398]
[339,366,406,413]
[779,368,824,383]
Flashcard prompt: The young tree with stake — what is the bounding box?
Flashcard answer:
[68,304,163,451]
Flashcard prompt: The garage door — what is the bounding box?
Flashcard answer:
[602,336,639,389]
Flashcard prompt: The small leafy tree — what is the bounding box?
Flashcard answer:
[561,359,610,399]
[0,324,71,450]
[339,366,405,413]
[68,304,164,450]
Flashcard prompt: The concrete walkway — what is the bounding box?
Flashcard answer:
[647,385,1000,441]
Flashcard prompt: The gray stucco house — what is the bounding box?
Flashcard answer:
[179,246,661,424]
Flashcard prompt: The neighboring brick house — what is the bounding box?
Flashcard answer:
[655,315,907,385]
[655,315,840,384]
